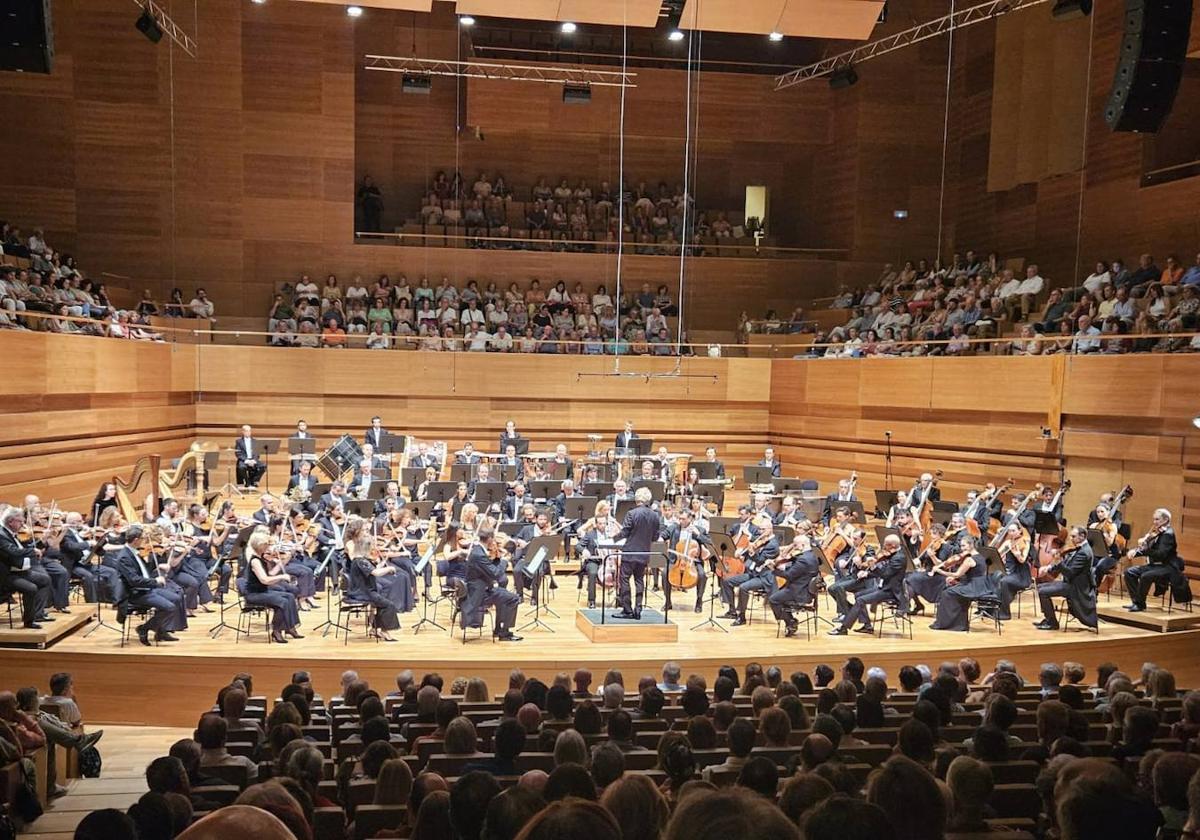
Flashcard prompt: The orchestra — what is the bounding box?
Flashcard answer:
[9,414,1185,651]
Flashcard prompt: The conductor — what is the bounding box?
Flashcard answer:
[615,486,661,619]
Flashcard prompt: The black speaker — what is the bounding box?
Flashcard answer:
[136,7,164,43]
[1104,0,1193,132]
[829,66,859,89]
[0,0,54,74]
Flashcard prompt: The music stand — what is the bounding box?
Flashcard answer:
[428,482,460,504]
[800,499,824,523]
[400,467,426,495]
[473,482,508,510]
[874,525,915,563]
[874,489,899,519]
[977,546,1002,572]
[1085,528,1109,560]
[631,438,654,456]
[694,532,732,632]
[344,500,375,518]
[933,500,959,514]
[932,508,955,528]
[255,440,280,493]
[496,465,521,483]
[509,437,531,456]
[840,500,867,523]
[410,544,445,634]
[742,466,777,486]
[596,539,624,624]
[776,479,807,495]
[545,461,569,481]
[210,523,259,639]
[381,434,407,470]
[288,437,317,476]
[584,481,614,501]
[1033,511,1063,537]
[201,450,227,497]
[630,480,666,501]
[563,496,597,523]
[449,464,473,483]
[518,534,561,632]
[615,499,637,522]
[407,500,435,519]
[530,480,561,501]
[499,521,525,538]
[692,462,720,480]
[648,543,669,623]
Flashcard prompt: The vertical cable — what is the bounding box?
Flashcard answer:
[1072,11,1096,284]
[611,15,629,366]
[168,1,177,294]
[935,0,955,263]
[674,28,696,351]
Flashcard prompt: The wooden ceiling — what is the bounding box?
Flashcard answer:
[291,0,885,40]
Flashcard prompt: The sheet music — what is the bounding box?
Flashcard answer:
[526,546,549,576]
[414,546,435,575]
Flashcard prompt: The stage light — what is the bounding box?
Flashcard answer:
[1192,415,1200,429]
[560,21,577,33]
[667,29,685,41]
[251,0,266,5]
[768,31,784,42]
[346,5,363,17]
[459,15,475,25]
[135,7,164,43]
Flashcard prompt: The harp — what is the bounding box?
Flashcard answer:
[114,455,162,523]
[158,444,215,505]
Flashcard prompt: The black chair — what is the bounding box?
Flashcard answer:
[335,572,374,645]
[0,588,15,628]
[118,601,158,648]
[968,595,1004,635]
[236,598,274,644]
[452,579,492,644]
[873,595,914,639]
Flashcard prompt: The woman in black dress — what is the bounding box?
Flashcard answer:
[244,532,303,644]
[346,533,401,641]
[991,522,1032,620]
[930,535,996,631]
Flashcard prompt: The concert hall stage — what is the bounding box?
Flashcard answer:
[2,596,1198,727]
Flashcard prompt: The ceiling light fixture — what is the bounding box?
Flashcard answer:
[560,21,577,33]
[346,5,363,17]
[667,29,685,41]
[769,31,784,41]
[1192,415,1200,429]
[459,15,475,25]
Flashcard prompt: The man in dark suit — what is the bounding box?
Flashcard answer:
[1034,527,1098,630]
[758,447,782,479]
[820,479,857,526]
[289,419,316,475]
[286,460,320,516]
[615,487,661,619]
[703,446,726,479]
[498,420,522,454]
[614,420,638,451]
[501,485,529,522]
[661,508,710,613]
[463,528,521,642]
[1123,508,1182,612]
[829,535,908,635]
[768,535,822,636]
[56,511,113,604]
[499,444,524,483]
[319,482,348,513]
[114,525,188,646]
[454,442,481,465]
[235,424,266,488]
[252,493,275,525]
[373,482,404,517]
[722,519,780,626]
[0,506,52,628]
[409,442,440,471]
[364,416,388,452]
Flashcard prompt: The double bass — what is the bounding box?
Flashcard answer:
[964,478,1013,540]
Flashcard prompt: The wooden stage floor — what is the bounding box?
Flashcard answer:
[2,591,1197,727]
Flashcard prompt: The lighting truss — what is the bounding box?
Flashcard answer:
[774,0,1053,89]
[364,55,637,88]
[134,0,197,57]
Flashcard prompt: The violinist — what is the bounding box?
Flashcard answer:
[319,482,348,513]
[576,500,621,609]
[265,515,317,609]
[377,507,417,614]
[177,504,218,613]
[435,521,471,583]
[20,496,71,614]
[313,501,348,584]
[991,522,1032,620]
[208,501,241,599]
[96,506,130,603]
[721,518,780,627]
[827,529,871,619]
[1032,526,1097,630]
[1123,508,1181,613]
[885,490,911,528]
[820,479,857,526]
[903,522,952,616]
[0,505,52,628]
[687,497,713,532]
[90,482,119,527]
[449,483,471,521]
[59,511,116,603]
[769,534,822,637]
[929,535,995,632]
[830,534,908,635]
[553,479,581,565]
[662,509,711,614]
[113,524,188,645]
[512,509,555,605]
[415,467,438,504]
[1090,505,1123,583]
[892,510,923,558]
[346,531,401,641]
[155,498,182,535]
[243,532,304,644]
[463,527,522,642]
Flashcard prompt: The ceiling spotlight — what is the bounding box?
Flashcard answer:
[346,5,363,17]
[560,21,577,33]
[1193,415,1200,429]
[135,6,164,43]
[459,15,475,25]
[769,31,784,41]
[667,28,685,41]
[251,0,266,4]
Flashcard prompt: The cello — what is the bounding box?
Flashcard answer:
[667,531,701,591]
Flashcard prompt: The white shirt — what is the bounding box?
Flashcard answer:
[467,331,491,351]
[1071,326,1101,353]
[1016,275,1045,296]
[460,308,486,326]
[997,278,1022,298]
[1083,271,1110,294]
[490,333,513,352]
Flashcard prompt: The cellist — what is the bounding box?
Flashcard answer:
[662,508,710,614]
[576,499,621,610]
